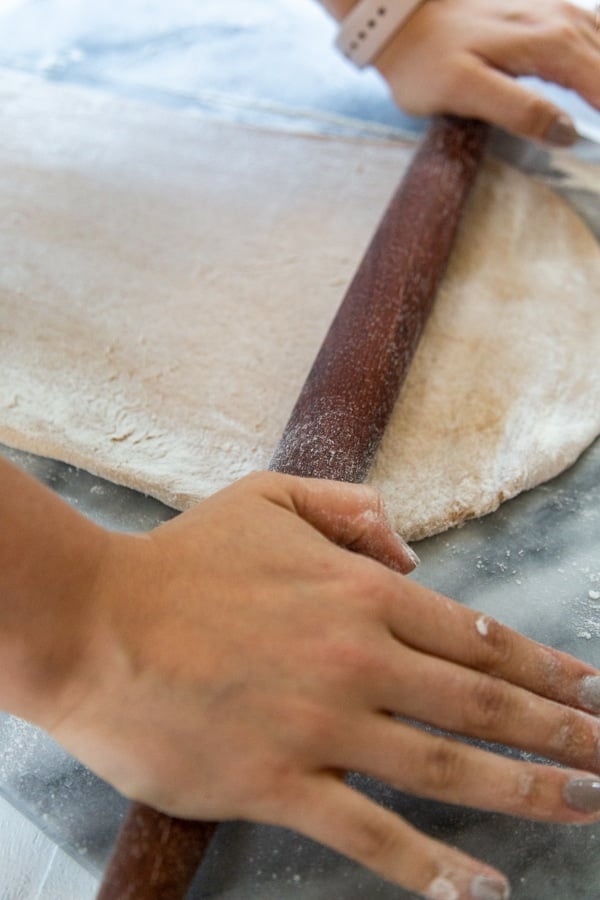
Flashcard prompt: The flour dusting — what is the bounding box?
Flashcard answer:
[0,79,599,540]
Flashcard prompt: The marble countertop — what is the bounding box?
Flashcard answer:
[1,1,599,897]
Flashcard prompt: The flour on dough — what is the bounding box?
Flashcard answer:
[371,156,600,538]
[0,74,599,541]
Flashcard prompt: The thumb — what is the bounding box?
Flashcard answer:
[455,59,579,147]
[277,475,420,575]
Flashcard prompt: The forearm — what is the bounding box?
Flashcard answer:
[0,456,108,726]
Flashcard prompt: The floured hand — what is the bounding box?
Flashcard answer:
[40,471,600,900]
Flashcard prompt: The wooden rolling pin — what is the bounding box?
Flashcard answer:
[96,114,488,900]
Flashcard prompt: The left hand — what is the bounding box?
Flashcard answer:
[45,472,600,900]
[375,0,600,145]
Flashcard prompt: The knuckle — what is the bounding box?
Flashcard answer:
[327,634,382,684]
[513,94,556,139]
[512,765,574,821]
[469,675,512,731]
[360,484,385,513]
[297,703,337,749]
[539,16,581,81]
[548,16,579,48]
[344,814,402,868]
[551,711,594,764]
[420,738,467,793]
[340,489,387,548]
[238,766,291,818]
[370,489,388,524]
[349,564,380,596]
[348,566,393,618]
[235,746,310,813]
[473,616,515,670]
[512,769,547,815]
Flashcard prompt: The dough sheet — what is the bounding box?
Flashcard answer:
[1,74,599,539]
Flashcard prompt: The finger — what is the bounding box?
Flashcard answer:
[531,48,600,114]
[382,576,600,715]
[449,58,580,145]
[268,474,419,574]
[367,641,600,774]
[276,774,510,900]
[566,4,600,55]
[522,8,600,107]
[340,714,600,825]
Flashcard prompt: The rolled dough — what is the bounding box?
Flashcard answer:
[1,74,599,540]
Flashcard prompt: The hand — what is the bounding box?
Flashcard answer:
[375,0,600,145]
[49,472,600,900]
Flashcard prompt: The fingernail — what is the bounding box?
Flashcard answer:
[395,533,420,569]
[470,874,511,899]
[545,114,579,147]
[426,874,510,900]
[579,675,600,714]
[564,777,600,813]
[426,877,460,900]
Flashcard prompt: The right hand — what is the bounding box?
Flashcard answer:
[375,0,600,146]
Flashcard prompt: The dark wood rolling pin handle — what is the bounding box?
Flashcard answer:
[96,115,488,900]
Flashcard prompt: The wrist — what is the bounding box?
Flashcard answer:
[335,0,425,70]
[0,459,111,728]
[318,0,356,22]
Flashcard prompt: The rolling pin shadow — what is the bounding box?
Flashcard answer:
[96,114,489,900]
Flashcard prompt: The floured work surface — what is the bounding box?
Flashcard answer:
[1,75,599,540]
